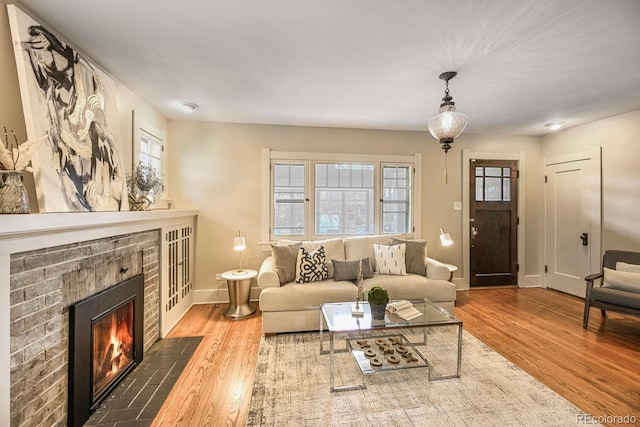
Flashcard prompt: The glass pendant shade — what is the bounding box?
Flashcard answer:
[427,71,467,154]
[427,104,468,153]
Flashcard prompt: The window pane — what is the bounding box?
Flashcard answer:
[475,167,483,177]
[315,163,374,235]
[503,178,511,201]
[485,167,502,177]
[382,165,411,234]
[476,177,484,201]
[485,177,502,201]
[273,163,306,236]
[503,168,511,177]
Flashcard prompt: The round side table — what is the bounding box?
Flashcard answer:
[221,269,257,319]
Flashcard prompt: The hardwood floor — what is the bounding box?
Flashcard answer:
[152,288,640,426]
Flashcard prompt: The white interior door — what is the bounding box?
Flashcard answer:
[545,149,601,297]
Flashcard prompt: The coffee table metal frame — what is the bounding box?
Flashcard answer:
[320,299,463,392]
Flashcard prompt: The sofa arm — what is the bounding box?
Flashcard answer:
[258,256,281,289]
[426,257,451,281]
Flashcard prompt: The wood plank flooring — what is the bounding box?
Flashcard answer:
[152,288,640,426]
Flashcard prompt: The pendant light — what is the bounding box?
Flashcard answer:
[427,71,467,154]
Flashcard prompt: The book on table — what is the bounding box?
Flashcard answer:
[387,300,422,321]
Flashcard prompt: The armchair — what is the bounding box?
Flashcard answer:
[583,250,640,328]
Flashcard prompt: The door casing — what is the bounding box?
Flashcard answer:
[462,150,526,289]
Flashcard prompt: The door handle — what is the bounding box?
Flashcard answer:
[580,232,589,246]
[471,226,478,239]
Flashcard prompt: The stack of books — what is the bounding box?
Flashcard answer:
[386,300,422,321]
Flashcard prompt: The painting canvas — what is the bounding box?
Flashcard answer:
[7,5,129,212]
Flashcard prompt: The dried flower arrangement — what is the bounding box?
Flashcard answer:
[0,127,45,171]
[127,162,165,195]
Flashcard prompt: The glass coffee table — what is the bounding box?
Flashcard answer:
[320,299,462,392]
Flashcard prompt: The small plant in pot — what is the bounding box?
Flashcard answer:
[367,286,389,320]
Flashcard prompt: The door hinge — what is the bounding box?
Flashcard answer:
[517,216,520,225]
[545,265,548,273]
[516,264,519,272]
[544,175,548,183]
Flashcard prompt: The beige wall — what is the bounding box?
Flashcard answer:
[168,121,543,295]
[4,0,638,298]
[0,1,168,212]
[541,110,640,252]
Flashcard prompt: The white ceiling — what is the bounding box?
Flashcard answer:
[17,0,640,135]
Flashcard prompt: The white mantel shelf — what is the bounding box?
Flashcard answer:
[0,209,198,424]
[0,209,198,254]
[1,209,198,239]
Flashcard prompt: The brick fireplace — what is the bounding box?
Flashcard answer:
[0,210,197,427]
[10,230,160,426]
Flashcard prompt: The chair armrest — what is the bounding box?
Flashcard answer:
[258,256,280,289]
[425,257,451,281]
[585,272,603,287]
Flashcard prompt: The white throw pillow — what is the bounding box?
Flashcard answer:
[616,262,640,273]
[373,243,407,276]
[295,246,329,283]
[602,267,640,293]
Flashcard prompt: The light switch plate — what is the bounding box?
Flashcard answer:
[453,201,462,211]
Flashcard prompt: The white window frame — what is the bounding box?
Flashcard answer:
[261,149,422,245]
[132,111,169,206]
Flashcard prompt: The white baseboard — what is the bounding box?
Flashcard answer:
[521,274,542,287]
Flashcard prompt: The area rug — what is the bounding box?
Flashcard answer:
[247,328,595,426]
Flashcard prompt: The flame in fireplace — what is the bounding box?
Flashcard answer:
[93,302,134,398]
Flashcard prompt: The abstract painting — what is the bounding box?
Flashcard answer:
[7,5,129,212]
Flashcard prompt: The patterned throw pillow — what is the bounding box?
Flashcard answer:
[295,246,329,283]
[373,243,407,276]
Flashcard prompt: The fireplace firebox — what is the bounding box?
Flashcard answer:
[68,274,144,427]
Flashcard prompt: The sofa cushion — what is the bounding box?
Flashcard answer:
[332,257,373,281]
[279,237,345,278]
[260,280,358,311]
[271,242,301,285]
[363,274,457,303]
[295,246,329,283]
[374,243,407,275]
[344,234,405,271]
[390,238,427,275]
[603,267,640,293]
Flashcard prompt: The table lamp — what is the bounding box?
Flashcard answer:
[233,230,246,275]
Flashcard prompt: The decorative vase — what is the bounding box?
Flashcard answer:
[370,303,386,320]
[0,170,30,214]
[128,190,154,211]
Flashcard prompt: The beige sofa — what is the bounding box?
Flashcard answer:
[257,234,457,334]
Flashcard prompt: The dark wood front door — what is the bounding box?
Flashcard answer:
[469,159,518,286]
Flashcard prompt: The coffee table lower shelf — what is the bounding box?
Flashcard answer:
[321,329,461,392]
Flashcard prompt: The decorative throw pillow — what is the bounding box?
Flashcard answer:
[295,246,329,283]
[390,238,427,275]
[603,267,640,293]
[373,243,407,276]
[271,242,301,285]
[616,262,640,273]
[331,258,374,281]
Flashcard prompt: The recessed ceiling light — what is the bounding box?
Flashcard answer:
[544,121,566,131]
[179,102,199,113]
